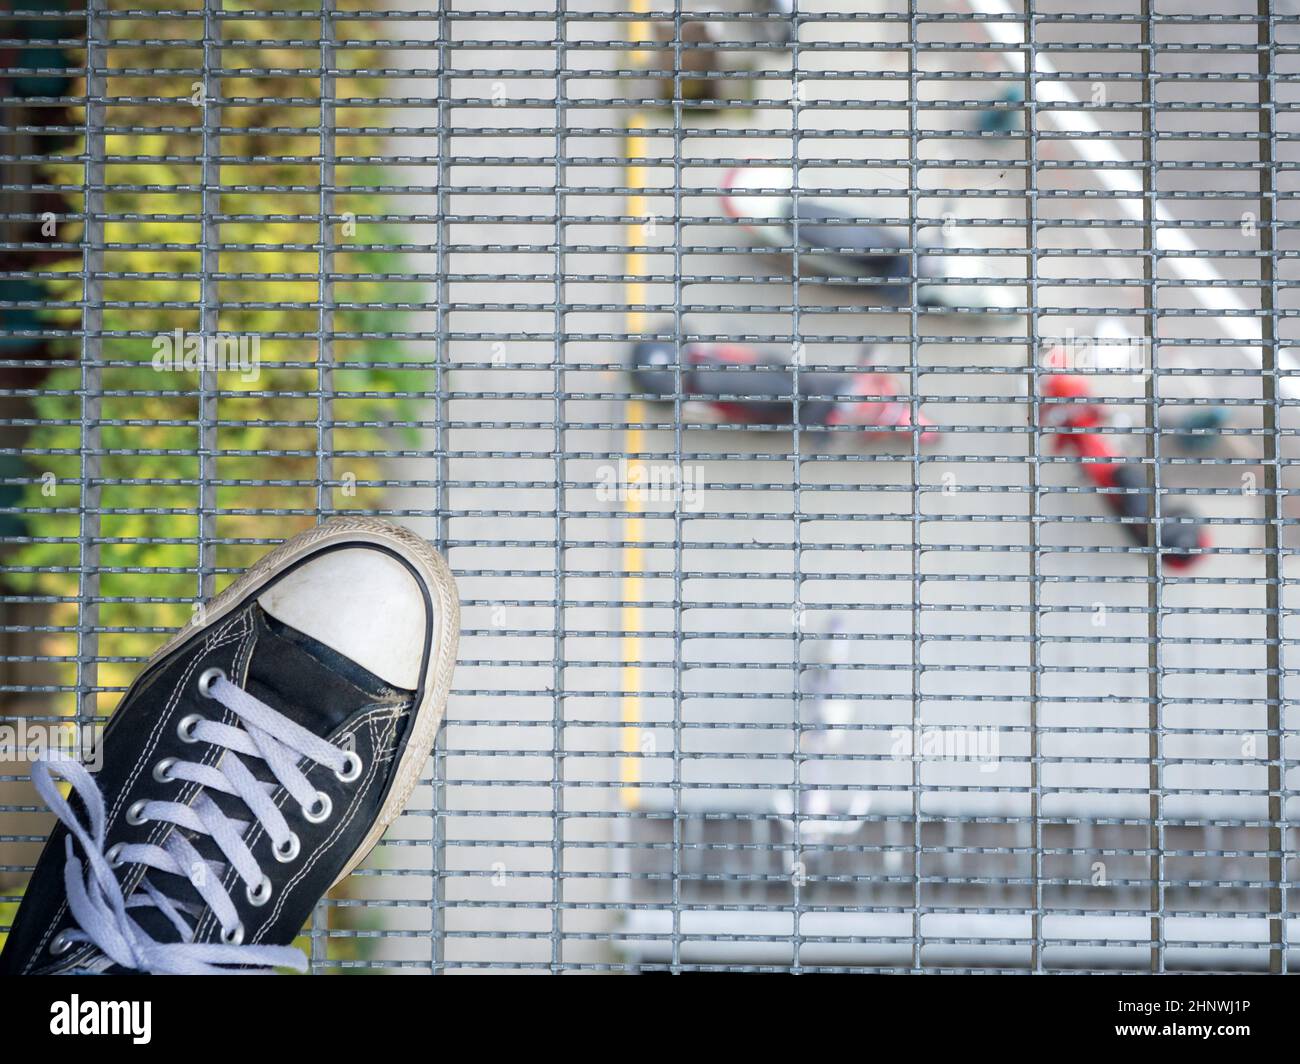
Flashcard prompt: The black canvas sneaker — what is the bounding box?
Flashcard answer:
[0,517,459,975]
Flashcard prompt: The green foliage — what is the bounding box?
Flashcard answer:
[0,900,15,955]
[11,1,427,707]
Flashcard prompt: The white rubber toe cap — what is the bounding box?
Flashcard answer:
[257,547,428,690]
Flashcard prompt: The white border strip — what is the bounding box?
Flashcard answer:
[968,0,1295,382]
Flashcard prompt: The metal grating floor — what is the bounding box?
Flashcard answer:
[1,0,1298,973]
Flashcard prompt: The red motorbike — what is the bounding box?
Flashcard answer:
[1041,358,1208,568]
[629,339,936,444]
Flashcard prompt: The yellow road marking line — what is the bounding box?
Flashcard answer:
[619,4,654,806]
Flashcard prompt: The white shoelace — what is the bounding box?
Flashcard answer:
[33,671,360,975]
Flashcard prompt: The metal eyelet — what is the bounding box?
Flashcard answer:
[49,929,76,956]
[197,667,226,698]
[274,832,301,863]
[220,922,244,946]
[125,799,150,826]
[302,791,332,824]
[245,876,273,907]
[334,751,363,783]
[152,757,177,783]
[106,842,126,868]
[177,713,204,743]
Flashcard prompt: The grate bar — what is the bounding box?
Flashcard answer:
[0,0,1296,974]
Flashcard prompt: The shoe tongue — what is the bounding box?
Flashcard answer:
[244,604,403,732]
[124,871,204,947]
[120,607,404,949]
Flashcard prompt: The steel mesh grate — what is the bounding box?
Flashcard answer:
[1,0,1298,973]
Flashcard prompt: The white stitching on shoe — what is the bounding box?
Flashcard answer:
[191,702,401,942]
[110,609,252,826]
[29,672,358,974]
[19,518,457,972]
[21,611,253,973]
[250,707,400,942]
